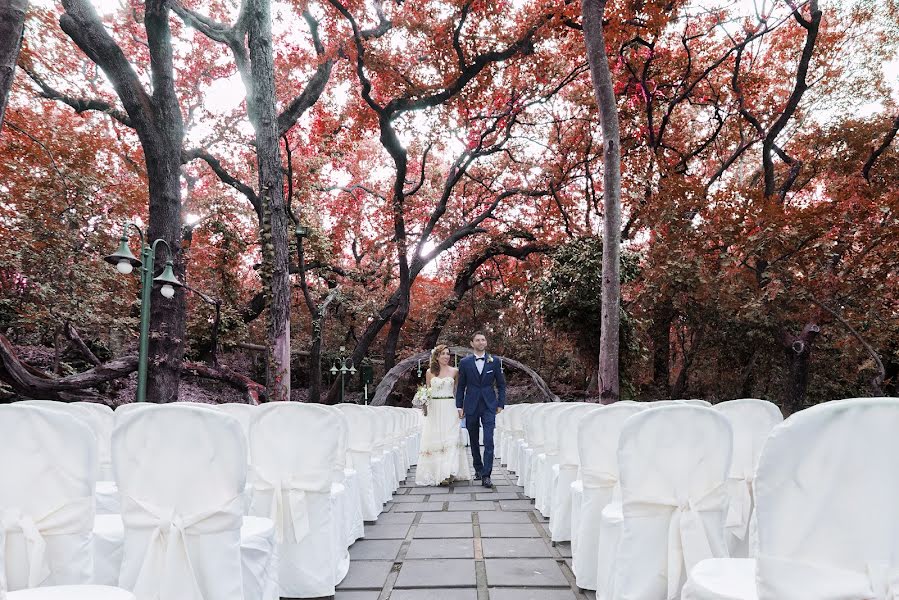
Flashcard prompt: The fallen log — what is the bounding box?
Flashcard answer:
[0,333,265,403]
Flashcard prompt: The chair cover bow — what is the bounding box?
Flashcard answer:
[0,497,93,590]
[724,476,753,541]
[124,494,244,600]
[757,556,899,600]
[626,483,728,599]
[250,466,330,544]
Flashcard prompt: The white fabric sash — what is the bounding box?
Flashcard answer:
[625,483,728,599]
[757,556,899,600]
[724,476,753,541]
[250,466,330,544]
[581,468,618,490]
[0,497,93,589]
[123,494,244,600]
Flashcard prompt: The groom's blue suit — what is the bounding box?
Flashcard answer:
[455,353,506,479]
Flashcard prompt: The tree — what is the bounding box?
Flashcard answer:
[582,0,622,403]
[0,0,27,131]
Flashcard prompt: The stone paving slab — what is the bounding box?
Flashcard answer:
[419,512,474,524]
[394,559,477,588]
[481,537,554,558]
[484,558,571,587]
[489,588,578,599]
[477,492,519,500]
[447,501,497,511]
[498,499,539,511]
[336,560,395,590]
[362,523,411,539]
[480,523,542,538]
[413,523,475,539]
[406,537,475,559]
[475,511,533,524]
[349,539,403,561]
[391,589,478,600]
[373,513,415,524]
[393,501,446,512]
[338,457,587,599]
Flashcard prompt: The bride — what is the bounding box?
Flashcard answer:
[415,344,471,486]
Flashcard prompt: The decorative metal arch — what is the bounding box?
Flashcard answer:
[370,345,559,406]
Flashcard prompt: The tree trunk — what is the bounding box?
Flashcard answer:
[248,0,291,402]
[0,0,26,132]
[650,301,672,396]
[142,0,186,403]
[781,323,820,415]
[144,143,186,403]
[582,0,622,404]
[383,293,409,372]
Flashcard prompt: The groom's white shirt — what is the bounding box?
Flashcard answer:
[473,351,486,375]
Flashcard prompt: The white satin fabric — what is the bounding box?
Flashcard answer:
[599,405,732,600]
[248,403,342,598]
[113,404,253,600]
[0,405,97,592]
[91,511,278,600]
[571,404,643,591]
[534,404,567,517]
[336,404,382,521]
[684,397,899,600]
[713,399,782,559]
[550,404,595,543]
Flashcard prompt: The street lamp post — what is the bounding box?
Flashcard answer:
[104,223,182,403]
[329,346,356,404]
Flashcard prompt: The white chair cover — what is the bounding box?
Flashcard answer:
[505,404,528,472]
[534,403,567,517]
[714,399,782,558]
[0,405,96,591]
[332,410,364,558]
[684,397,899,600]
[513,404,538,477]
[367,407,394,506]
[14,401,117,513]
[335,404,381,521]
[570,404,643,590]
[113,404,250,600]
[6,586,136,599]
[91,514,278,600]
[520,404,548,492]
[550,403,595,543]
[71,403,115,482]
[598,405,732,600]
[248,403,342,597]
[216,404,255,451]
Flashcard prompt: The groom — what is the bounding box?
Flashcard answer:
[456,331,506,487]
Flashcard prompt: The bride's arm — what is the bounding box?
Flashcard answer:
[425,369,432,388]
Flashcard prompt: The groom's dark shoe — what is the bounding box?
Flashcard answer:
[473,472,482,481]
[482,476,493,488]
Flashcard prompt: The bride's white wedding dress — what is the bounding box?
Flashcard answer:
[415,375,471,485]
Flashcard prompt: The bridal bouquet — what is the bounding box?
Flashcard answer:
[412,385,432,416]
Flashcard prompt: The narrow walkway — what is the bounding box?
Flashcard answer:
[336,457,591,599]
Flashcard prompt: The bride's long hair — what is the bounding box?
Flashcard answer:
[429,344,450,376]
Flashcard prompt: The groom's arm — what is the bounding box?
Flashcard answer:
[496,358,507,409]
[455,362,467,412]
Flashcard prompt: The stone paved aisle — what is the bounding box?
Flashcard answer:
[334,456,591,600]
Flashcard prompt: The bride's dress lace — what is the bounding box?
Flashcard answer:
[415,375,471,485]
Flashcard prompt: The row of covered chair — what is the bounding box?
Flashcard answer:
[499,397,899,599]
[1,400,421,600]
[496,398,783,598]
